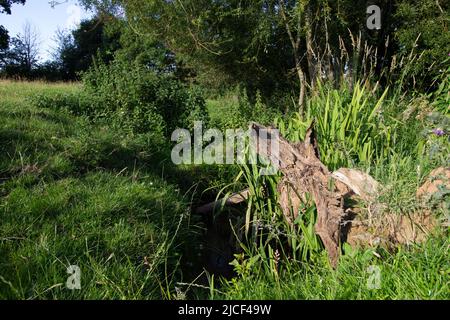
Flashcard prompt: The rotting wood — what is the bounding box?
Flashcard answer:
[195,123,442,267]
[250,121,350,267]
[195,122,383,267]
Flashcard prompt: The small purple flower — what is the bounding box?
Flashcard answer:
[432,128,445,136]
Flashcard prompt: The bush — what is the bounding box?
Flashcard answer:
[82,59,209,136]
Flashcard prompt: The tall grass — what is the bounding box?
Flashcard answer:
[0,81,192,299]
[276,81,392,170]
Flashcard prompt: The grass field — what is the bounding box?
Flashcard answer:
[0,81,195,299]
[0,80,449,300]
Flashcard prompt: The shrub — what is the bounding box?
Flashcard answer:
[82,59,209,136]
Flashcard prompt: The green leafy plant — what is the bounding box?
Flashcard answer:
[82,59,209,136]
[430,55,450,115]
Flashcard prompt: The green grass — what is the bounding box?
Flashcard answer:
[214,237,449,299]
[0,80,448,300]
[203,81,450,300]
[0,80,191,299]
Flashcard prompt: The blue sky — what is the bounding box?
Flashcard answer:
[1,0,92,61]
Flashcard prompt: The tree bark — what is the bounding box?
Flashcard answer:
[305,6,316,91]
[196,122,384,267]
[250,122,350,267]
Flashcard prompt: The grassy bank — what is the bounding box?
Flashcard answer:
[0,81,192,299]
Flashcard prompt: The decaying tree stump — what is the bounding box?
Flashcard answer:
[250,122,352,267]
[196,122,382,268]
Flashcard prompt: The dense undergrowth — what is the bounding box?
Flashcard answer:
[206,81,449,300]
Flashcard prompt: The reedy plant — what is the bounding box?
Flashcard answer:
[275,81,392,170]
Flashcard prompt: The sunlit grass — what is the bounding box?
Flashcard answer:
[0,80,190,299]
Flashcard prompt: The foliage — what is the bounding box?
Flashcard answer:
[394,0,450,91]
[119,0,299,96]
[53,16,122,80]
[106,0,418,99]
[418,112,450,169]
[0,0,25,14]
[207,87,282,131]
[0,23,40,77]
[430,55,450,115]
[275,82,393,170]
[82,59,209,136]
[0,0,26,52]
[0,25,8,50]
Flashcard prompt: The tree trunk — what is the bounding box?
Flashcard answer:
[250,122,350,267]
[297,65,306,113]
[278,0,307,115]
[305,6,316,92]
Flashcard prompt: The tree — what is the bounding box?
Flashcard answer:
[117,1,393,107]
[119,1,296,99]
[78,0,446,100]
[53,16,121,79]
[2,22,40,77]
[0,0,26,14]
[277,0,308,111]
[18,22,40,71]
[394,0,450,91]
[119,0,358,110]
[0,26,9,50]
[0,0,26,50]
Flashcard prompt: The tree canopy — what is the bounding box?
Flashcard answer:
[1,0,449,97]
